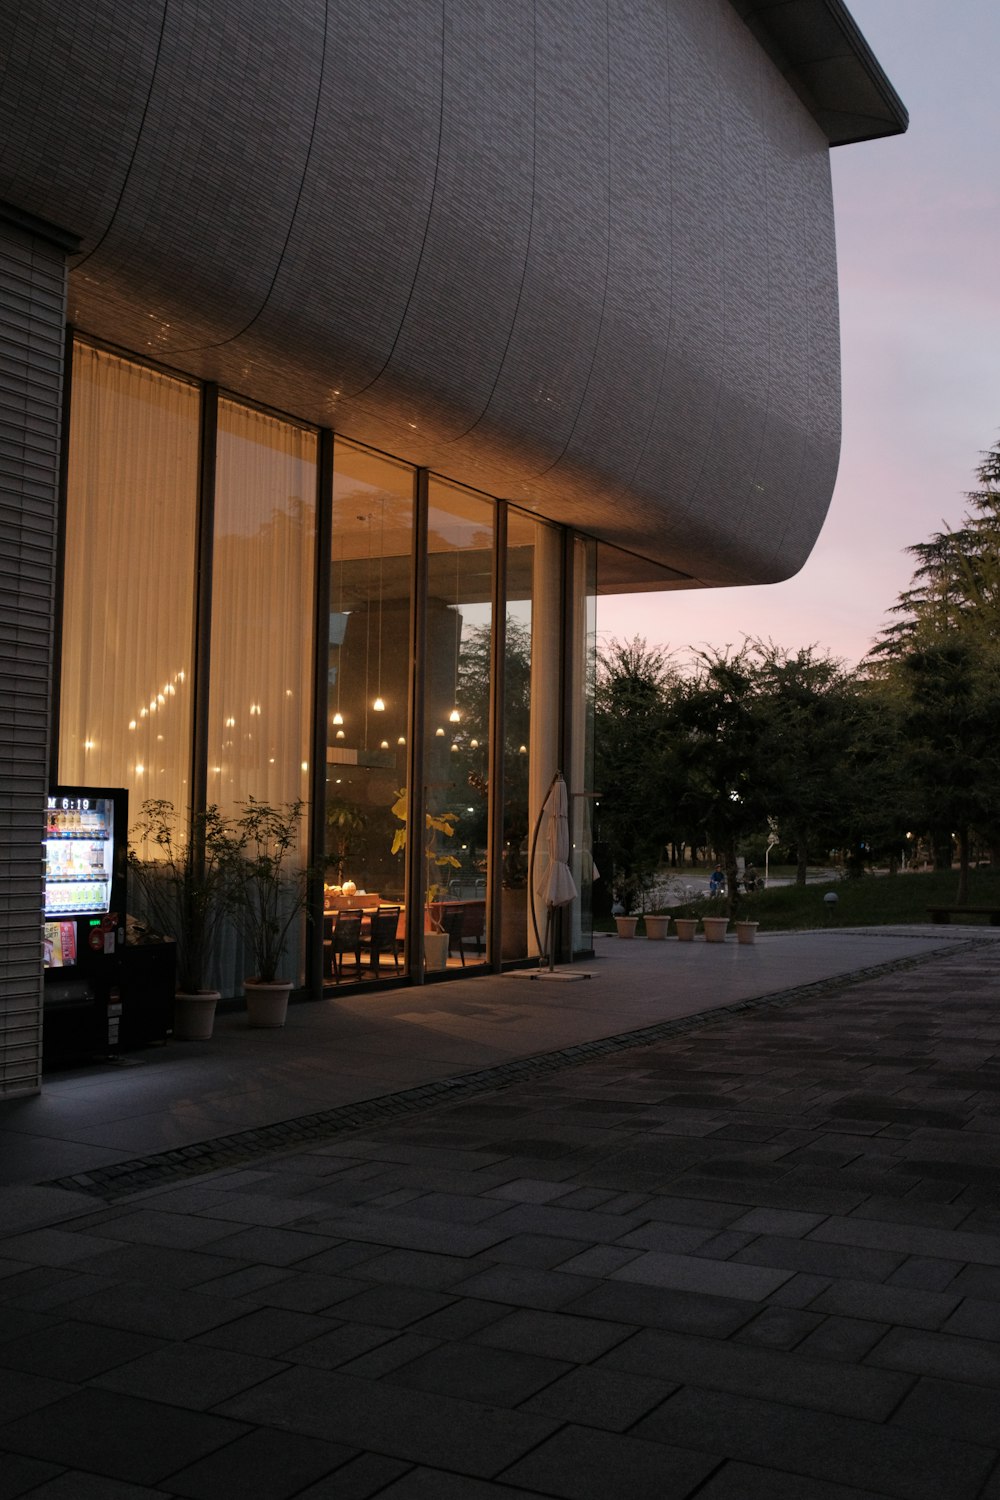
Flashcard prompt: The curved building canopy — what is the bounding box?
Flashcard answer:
[0,0,905,589]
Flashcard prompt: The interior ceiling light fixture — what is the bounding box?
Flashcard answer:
[451,543,461,722]
[373,499,386,713]
[333,532,346,729]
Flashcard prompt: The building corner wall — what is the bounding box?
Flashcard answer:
[0,215,68,1096]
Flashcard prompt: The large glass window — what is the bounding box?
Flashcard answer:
[422,479,494,972]
[322,441,414,985]
[59,342,589,996]
[209,400,316,989]
[503,511,562,961]
[60,343,200,810]
[209,398,317,813]
[568,535,597,956]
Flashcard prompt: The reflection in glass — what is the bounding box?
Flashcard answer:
[323,441,414,985]
[503,512,562,960]
[569,535,597,955]
[60,343,199,809]
[423,479,494,970]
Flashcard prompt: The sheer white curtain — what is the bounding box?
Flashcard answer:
[209,399,316,816]
[60,343,199,812]
[208,401,317,992]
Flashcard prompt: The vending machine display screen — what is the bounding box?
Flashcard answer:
[43,795,116,919]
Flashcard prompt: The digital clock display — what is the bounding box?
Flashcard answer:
[47,797,92,813]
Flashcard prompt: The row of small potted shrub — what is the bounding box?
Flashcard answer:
[613,913,759,943]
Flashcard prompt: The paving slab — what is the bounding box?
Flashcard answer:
[633,1386,996,1500]
[0,930,999,1496]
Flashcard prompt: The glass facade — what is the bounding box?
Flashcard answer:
[60,344,200,810]
[568,535,598,956]
[57,339,595,997]
[422,478,494,972]
[210,398,317,814]
[503,512,563,961]
[322,441,414,985]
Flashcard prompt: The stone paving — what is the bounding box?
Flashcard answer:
[2,937,1000,1495]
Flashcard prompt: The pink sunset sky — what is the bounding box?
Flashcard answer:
[599,0,1000,671]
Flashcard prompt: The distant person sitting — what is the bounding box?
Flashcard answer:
[742,862,759,893]
[708,864,725,897]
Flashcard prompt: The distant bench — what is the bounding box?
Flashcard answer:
[927,906,1000,925]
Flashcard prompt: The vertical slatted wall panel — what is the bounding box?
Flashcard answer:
[0,217,68,1095]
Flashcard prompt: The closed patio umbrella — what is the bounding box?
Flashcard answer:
[531,772,578,970]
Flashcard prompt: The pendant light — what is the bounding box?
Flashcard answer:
[362,509,373,747]
[449,543,461,723]
[373,499,386,712]
[332,530,345,728]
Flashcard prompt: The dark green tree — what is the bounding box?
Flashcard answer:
[899,642,1000,897]
[871,437,1000,659]
[750,643,861,884]
[668,645,769,911]
[594,637,678,911]
[866,436,1000,884]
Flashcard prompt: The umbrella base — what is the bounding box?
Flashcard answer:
[527,969,592,981]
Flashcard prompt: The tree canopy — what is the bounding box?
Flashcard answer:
[592,434,1000,908]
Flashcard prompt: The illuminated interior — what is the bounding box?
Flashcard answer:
[58,339,596,995]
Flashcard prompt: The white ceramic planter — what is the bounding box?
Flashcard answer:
[173,990,219,1041]
[424,930,449,970]
[644,915,671,941]
[673,918,698,942]
[702,917,730,943]
[614,916,639,939]
[736,921,760,945]
[244,979,293,1028]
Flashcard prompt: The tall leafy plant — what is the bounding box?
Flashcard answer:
[221,798,311,984]
[128,800,230,993]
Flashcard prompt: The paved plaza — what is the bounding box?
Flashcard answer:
[2,926,1000,1497]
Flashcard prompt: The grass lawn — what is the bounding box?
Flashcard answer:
[607,869,1000,934]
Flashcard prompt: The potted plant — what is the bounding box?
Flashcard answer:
[222,797,311,1027]
[702,914,730,942]
[390,788,461,969]
[644,914,671,940]
[128,799,230,1040]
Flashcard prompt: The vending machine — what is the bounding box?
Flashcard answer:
[42,786,128,1059]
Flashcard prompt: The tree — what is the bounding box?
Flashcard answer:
[750,643,861,884]
[668,645,769,910]
[836,675,913,875]
[871,437,1000,659]
[594,637,678,911]
[866,435,1000,886]
[899,642,1000,898]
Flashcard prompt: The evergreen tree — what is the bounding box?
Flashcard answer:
[870,438,1000,658]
